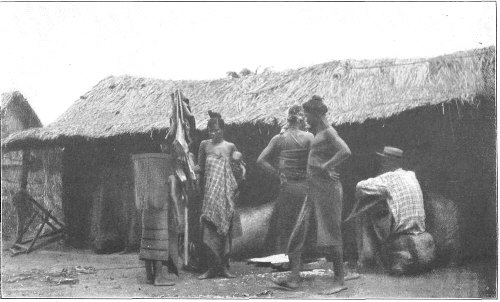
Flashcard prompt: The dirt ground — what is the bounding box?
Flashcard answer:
[1,241,496,299]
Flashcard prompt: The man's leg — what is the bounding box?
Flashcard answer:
[332,245,345,284]
[198,228,224,280]
[320,246,347,295]
[220,234,235,278]
[370,208,394,270]
[272,195,312,290]
[145,260,154,284]
[355,214,378,270]
[197,248,219,279]
[153,260,175,286]
[272,252,301,289]
[288,252,302,285]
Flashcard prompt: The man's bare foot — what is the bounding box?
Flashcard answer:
[271,276,300,290]
[319,283,347,295]
[153,275,175,286]
[220,267,236,278]
[198,268,217,280]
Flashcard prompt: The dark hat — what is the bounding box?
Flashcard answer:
[376,146,403,160]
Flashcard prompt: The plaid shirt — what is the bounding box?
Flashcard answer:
[356,169,425,234]
[201,154,238,235]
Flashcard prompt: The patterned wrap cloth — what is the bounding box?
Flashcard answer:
[356,168,425,234]
[136,155,181,265]
[201,154,238,236]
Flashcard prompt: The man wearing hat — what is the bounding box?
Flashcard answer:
[351,146,431,274]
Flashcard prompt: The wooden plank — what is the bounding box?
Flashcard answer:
[27,215,47,253]
[14,212,37,244]
[18,228,64,245]
[27,195,65,227]
[343,197,386,223]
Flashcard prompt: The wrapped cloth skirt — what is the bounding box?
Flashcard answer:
[139,209,170,261]
[287,175,343,257]
[139,208,180,265]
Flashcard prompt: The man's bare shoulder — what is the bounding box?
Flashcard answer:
[224,141,237,148]
[270,133,283,143]
[300,130,315,140]
[199,139,210,148]
[323,126,341,141]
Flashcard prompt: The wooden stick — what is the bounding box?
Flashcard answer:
[343,197,386,224]
[27,195,65,227]
[14,212,37,244]
[19,150,30,190]
[27,214,47,253]
[184,206,189,266]
[18,228,64,245]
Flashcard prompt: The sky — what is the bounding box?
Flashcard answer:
[0,2,496,125]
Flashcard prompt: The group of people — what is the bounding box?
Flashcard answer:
[258,96,352,294]
[138,94,432,294]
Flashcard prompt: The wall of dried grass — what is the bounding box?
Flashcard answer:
[59,98,495,261]
[1,148,63,239]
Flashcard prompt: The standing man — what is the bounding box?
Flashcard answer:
[257,105,313,255]
[136,151,182,286]
[197,111,241,279]
[273,95,352,295]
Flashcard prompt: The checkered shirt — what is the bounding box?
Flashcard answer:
[356,169,425,234]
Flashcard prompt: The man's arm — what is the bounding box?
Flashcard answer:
[355,176,389,200]
[321,127,351,172]
[256,135,281,179]
[197,140,207,174]
[169,175,184,231]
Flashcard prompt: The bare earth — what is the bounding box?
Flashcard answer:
[1,244,495,299]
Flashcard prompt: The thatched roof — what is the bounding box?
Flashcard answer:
[2,46,495,151]
[1,91,43,165]
[1,91,42,140]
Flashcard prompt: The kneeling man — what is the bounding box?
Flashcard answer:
[353,147,435,275]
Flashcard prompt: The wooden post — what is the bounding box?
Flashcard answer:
[184,206,189,266]
[20,149,30,190]
[27,215,47,253]
[14,150,31,241]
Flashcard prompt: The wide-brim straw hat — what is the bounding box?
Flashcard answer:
[376,146,404,160]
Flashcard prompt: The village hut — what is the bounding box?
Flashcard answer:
[1,92,62,238]
[2,47,495,261]
[1,92,43,170]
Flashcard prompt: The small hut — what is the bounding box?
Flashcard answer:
[1,92,62,238]
[2,47,495,260]
[1,91,42,169]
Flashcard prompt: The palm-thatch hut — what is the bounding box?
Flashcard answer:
[1,92,62,238]
[2,47,495,260]
[1,91,42,168]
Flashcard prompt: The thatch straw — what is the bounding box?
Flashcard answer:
[1,91,42,139]
[2,46,495,151]
[1,91,43,165]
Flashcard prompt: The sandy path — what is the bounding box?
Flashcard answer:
[1,247,495,298]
